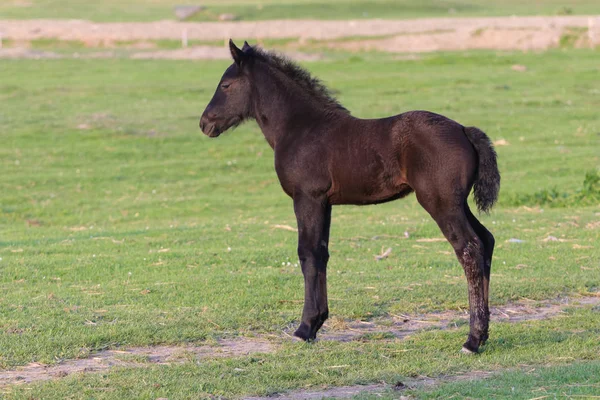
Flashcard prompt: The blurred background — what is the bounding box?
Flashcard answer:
[1,0,599,59]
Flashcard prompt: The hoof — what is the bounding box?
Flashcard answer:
[293,336,318,344]
[293,322,316,342]
[291,335,304,342]
[462,332,486,354]
[461,337,483,354]
[291,333,318,343]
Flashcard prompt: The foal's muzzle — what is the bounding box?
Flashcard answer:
[199,114,221,138]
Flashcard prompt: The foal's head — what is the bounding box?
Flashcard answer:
[199,40,255,137]
[200,40,349,137]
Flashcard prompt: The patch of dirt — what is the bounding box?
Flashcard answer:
[5,0,31,7]
[130,46,323,61]
[0,48,123,59]
[244,370,494,400]
[0,338,274,387]
[0,46,320,61]
[247,294,600,400]
[586,220,600,229]
[0,16,596,42]
[0,16,598,58]
[0,296,598,389]
[244,384,386,400]
[316,295,600,343]
[0,48,60,59]
[129,45,233,60]
[333,26,563,53]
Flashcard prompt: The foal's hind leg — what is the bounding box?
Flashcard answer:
[416,194,488,353]
[292,192,332,341]
[465,205,495,345]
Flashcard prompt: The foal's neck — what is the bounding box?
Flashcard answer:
[251,64,343,149]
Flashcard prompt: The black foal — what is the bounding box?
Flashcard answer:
[200,40,500,353]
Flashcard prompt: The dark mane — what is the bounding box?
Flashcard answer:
[250,46,349,114]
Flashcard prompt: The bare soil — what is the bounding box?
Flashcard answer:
[1,16,597,42]
[316,295,600,343]
[0,46,323,61]
[0,47,61,59]
[1,295,598,390]
[332,26,568,53]
[130,46,323,61]
[0,338,274,387]
[244,370,495,400]
[1,15,599,59]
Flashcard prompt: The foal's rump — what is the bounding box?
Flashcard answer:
[396,111,499,211]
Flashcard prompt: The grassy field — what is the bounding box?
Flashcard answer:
[1,49,599,398]
[0,0,599,22]
[356,362,600,398]
[408,362,600,399]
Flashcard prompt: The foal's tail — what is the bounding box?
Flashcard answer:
[464,126,500,213]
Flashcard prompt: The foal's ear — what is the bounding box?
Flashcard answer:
[241,41,253,52]
[229,39,247,66]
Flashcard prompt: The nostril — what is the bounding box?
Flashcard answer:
[208,112,217,120]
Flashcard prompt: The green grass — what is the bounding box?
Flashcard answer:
[11,37,301,51]
[559,26,591,48]
[407,361,600,399]
[0,0,599,22]
[507,169,600,207]
[3,308,600,399]
[349,361,600,399]
[0,49,599,396]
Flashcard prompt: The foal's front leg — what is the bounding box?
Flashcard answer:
[292,193,332,341]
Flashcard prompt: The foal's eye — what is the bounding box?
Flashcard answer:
[221,83,231,89]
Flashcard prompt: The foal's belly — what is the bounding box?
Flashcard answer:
[327,172,413,205]
[324,124,410,205]
[330,184,413,205]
